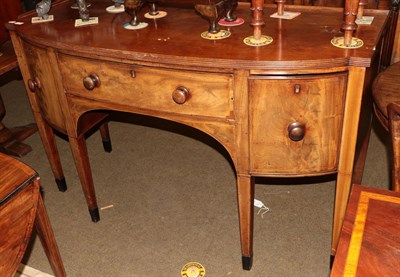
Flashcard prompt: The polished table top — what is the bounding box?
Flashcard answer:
[11,0,388,70]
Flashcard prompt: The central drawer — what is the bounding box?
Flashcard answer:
[58,54,234,119]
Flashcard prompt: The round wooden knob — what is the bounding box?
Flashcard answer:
[288,122,305,141]
[27,77,41,92]
[172,86,190,104]
[83,73,100,91]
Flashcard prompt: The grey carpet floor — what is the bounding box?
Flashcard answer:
[0,72,390,276]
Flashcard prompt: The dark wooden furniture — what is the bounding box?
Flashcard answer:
[330,184,400,276]
[0,153,66,276]
[372,61,400,192]
[0,0,23,44]
[0,0,38,157]
[7,0,391,270]
[0,41,38,157]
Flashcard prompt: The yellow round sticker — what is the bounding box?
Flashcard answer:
[181,262,206,277]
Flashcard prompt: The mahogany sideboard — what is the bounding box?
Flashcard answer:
[7,0,390,270]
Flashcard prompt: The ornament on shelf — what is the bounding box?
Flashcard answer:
[74,0,99,27]
[144,1,167,19]
[32,0,54,24]
[195,0,232,40]
[124,0,148,30]
[106,0,125,13]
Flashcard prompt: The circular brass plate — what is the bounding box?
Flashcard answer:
[244,35,273,46]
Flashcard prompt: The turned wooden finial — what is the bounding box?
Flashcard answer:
[251,0,265,40]
[357,0,368,20]
[342,0,361,47]
[244,0,273,46]
[276,0,285,16]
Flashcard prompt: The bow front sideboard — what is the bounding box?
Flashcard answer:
[7,0,391,270]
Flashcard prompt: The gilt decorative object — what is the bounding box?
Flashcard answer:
[124,0,148,30]
[144,0,167,19]
[106,0,125,13]
[195,0,231,40]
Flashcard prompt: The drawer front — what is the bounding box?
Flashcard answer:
[249,73,347,175]
[58,55,234,119]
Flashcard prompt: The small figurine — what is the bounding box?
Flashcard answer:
[124,0,148,30]
[76,0,90,21]
[70,1,91,9]
[106,0,125,13]
[74,0,99,27]
[36,0,51,19]
[32,0,54,23]
[36,0,51,20]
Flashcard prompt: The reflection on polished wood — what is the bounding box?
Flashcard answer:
[7,0,392,270]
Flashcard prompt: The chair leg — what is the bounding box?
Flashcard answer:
[387,103,400,192]
[34,179,66,277]
[99,122,112,153]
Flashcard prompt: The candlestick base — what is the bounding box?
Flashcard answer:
[106,5,125,13]
[123,22,148,30]
[244,35,273,46]
[200,30,231,40]
[144,11,167,19]
[218,17,245,26]
[331,37,363,49]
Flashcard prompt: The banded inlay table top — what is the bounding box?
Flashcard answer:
[331,184,400,276]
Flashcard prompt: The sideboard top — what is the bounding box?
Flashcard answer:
[9,0,389,70]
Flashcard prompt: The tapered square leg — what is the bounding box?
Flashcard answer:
[35,179,66,276]
[237,175,255,271]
